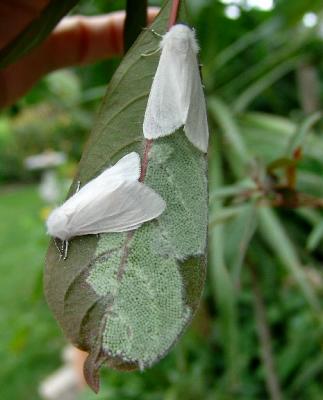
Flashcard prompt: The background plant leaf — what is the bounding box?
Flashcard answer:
[44,0,208,393]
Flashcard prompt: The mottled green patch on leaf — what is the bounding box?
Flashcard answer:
[87,250,124,297]
[85,132,207,368]
[96,225,190,368]
[95,233,127,256]
[147,134,208,259]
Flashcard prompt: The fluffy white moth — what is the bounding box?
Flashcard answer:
[46,152,166,259]
[143,24,209,153]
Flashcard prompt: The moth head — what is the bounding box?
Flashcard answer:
[161,24,199,54]
[46,208,70,241]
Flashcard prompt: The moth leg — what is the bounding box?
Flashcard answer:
[76,181,81,193]
[63,240,69,261]
[141,28,163,57]
[54,238,64,260]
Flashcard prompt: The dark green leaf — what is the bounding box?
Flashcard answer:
[307,219,323,251]
[257,207,320,311]
[285,111,322,156]
[233,56,306,113]
[267,157,296,172]
[45,0,208,393]
[208,134,241,386]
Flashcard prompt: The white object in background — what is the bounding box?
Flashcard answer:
[39,170,60,204]
[46,152,166,257]
[143,24,209,153]
[25,151,66,205]
[39,366,79,400]
[39,346,85,400]
[24,151,66,170]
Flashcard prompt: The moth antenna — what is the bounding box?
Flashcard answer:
[141,47,160,57]
[143,27,163,38]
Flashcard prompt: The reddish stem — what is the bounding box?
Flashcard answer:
[168,0,181,30]
[117,231,134,280]
[287,147,302,189]
[139,139,153,182]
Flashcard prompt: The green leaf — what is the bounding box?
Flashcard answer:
[210,17,281,70]
[0,0,79,68]
[209,204,248,227]
[285,111,322,156]
[257,207,320,311]
[307,219,323,251]
[267,157,296,172]
[209,179,256,201]
[45,0,208,393]
[232,56,306,113]
[208,134,241,388]
[225,203,258,286]
[208,96,251,175]
[239,112,323,165]
[289,353,323,395]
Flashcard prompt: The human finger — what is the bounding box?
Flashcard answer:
[0,8,159,108]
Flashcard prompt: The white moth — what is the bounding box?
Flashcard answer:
[143,24,209,153]
[46,152,166,259]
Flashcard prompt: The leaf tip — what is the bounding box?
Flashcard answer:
[83,352,102,393]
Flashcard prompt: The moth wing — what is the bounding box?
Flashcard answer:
[143,46,187,139]
[102,152,141,182]
[63,152,141,214]
[184,52,209,153]
[67,180,166,236]
[47,152,141,240]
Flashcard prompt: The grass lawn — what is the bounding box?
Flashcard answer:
[0,185,64,399]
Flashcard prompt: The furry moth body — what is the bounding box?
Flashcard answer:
[46,152,166,245]
[143,24,209,153]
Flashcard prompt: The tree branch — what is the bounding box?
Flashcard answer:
[124,0,147,52]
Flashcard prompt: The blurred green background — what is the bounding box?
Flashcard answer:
[1,0,323,399]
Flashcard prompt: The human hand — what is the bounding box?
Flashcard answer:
[0,6,159,108]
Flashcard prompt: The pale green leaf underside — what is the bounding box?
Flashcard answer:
[45,0,208,391]
[87,134,207,367]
